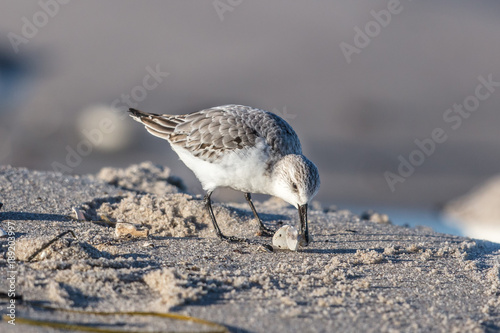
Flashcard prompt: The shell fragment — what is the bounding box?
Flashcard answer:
[115,222,149,238]
[73,207,87,221]
[272,225,300,251]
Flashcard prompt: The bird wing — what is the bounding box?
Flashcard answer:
[129,105,301,163]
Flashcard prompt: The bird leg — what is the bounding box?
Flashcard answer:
[204,192,245,243]
[244,193,274,237]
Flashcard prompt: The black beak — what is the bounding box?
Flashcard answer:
[298,204,309,246]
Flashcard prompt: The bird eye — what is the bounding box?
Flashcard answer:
[292,183,298,192]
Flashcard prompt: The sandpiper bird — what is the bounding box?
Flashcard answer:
[129,105,320,246]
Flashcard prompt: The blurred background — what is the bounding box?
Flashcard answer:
[1,1,499,241]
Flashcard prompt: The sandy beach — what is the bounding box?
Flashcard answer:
[0,162,499,332]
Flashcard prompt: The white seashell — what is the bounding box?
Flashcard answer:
[272,225,300,251]
[272,225,290,250]
[286,226,299,251]
[73,207,86,221]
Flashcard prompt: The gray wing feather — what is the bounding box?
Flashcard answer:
[128,105,301,163]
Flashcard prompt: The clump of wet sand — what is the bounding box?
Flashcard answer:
[79,161,251,239]
[96,161,186,195]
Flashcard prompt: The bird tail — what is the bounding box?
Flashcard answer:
[128,108,183,140]
[128,108,159,122]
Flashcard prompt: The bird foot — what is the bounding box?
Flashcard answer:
[220,234,247,243]
[256,226,275,237]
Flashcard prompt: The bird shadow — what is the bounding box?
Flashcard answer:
[225,205,289,223]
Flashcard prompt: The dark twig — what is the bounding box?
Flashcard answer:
[27,230,77,262]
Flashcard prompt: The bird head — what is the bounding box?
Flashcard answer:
[272,154,320,208]
[271,154,320,246]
